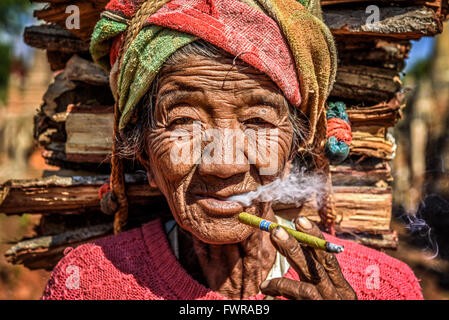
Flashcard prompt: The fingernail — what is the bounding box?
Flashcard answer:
[260,280,269,290]
[297,216,312,229]
[274,226,289,240]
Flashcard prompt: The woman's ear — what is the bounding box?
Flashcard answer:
[147,168,158,189]
[137,150,159,189]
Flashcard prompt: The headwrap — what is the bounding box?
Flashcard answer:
[91,0,337,147]
[90,0,339,233]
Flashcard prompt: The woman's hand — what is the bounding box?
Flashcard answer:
[260,217,357,300]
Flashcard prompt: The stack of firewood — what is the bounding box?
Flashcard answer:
[1,0,448,270]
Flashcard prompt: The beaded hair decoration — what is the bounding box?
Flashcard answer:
[325,101,352,164]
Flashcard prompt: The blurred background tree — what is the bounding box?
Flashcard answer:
[0,1,53,299]
[0,0,32,104]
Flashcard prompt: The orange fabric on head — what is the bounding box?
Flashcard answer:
[327,118,352,145]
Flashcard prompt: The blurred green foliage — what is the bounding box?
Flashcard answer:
[0,0,32,33]
[0,0,32,104]
[0,44,11,104]
[406,58,432,80]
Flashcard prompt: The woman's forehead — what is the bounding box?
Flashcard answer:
[161,55,273,81]
[156,54,285,99]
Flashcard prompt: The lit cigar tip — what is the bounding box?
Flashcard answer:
[325,242,345,254]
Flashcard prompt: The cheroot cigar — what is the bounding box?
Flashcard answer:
[238,212,344,254]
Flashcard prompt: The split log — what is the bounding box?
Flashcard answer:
[331,186,392,232]
[34,55,114,167]
[36,56,112,121]
[322,1,448,21]
[5,222,113,270]
[24,24,91,71]
[65,105,113,161]
[33,0,109,41]
[331,158,393,185]
[335,39,411,70]
[0,173,161,215]
[330,65,402,103]
[345,95,404,128]
[65,55,109,86]
[324,6,443,39]
[23,24,89,54]
[350,126,396,159]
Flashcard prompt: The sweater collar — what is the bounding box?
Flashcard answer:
[140,219,271,300]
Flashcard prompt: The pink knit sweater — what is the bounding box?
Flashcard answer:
[42,219,423,300]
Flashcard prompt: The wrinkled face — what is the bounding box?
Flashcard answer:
[140,54,295,244]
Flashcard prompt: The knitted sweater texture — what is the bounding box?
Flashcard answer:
[42,219,423,300]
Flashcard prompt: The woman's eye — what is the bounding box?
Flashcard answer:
[243,117,271,126]
[170,117,193,126]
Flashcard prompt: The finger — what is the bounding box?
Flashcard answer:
[269,226,314,281]
[295,216,325,239]
[294,216,335,269]
[295,217,357,299]
[294,216,329,268]
[270,226,341,299]
[260,277,323,300]
[295,216,340,274]
[314,251,356,299]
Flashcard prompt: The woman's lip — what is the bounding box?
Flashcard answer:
[191,188,257,200]
[195,195,244,216]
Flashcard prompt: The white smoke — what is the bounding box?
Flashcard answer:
[227,167,327,207]
[401,203,440,260]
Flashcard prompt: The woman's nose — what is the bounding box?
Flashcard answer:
[196,123,253,178]
[198,136,250,179]
[198,160,250,179]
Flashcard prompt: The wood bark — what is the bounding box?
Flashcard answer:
[330,65,402,103]
[5,223,113,270]
[324,6,443,39]
[0,174,161,215]
[331,158,393,185]
[23,24,89,53]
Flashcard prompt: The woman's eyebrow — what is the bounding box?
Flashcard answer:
[244,93,286,111]
[157,85,203,107]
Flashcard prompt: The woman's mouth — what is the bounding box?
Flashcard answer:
[194,194,244,217]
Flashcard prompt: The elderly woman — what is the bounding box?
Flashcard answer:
[42,0,423,300]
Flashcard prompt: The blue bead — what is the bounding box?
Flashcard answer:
[325,136,350,164]
[259,220,272,231]
[327,101,349,122]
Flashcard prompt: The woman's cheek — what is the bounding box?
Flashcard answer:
[277,129,294,160]
[147,129,197,182]
[245,126,293,177]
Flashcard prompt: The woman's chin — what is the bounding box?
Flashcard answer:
[191,225,255,244]
[181,213,256,244]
